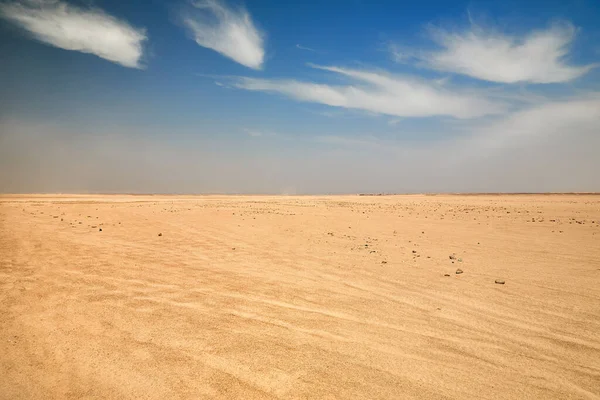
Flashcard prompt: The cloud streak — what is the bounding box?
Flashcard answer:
[234,64,506,119]
[0,0,147,68]
[181,0,265,69]
[394,22,596,83]
[296,44,317,52]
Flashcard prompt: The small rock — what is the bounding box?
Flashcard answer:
[232,247,236,250]
[412,250,417,254]
[495,279,505,285]
[158,233,162,236]
[455,269,463,274]
[449,254,456,260]
[444,274,450,277]
[381,261,387,264]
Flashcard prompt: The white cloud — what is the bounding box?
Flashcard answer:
[0,0,147,68]
[182,0,264,69]
[399,22,597,83]
[244,128,262,137]
[469,95,600,149]
[310,96,600,192]
[234,64,506,119]
[296,44,316,52]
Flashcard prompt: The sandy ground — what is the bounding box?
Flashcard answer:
[1,194,600,399]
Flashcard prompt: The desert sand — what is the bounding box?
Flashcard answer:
[1,194,599,399]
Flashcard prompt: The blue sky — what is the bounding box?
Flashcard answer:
[1,0,599,193]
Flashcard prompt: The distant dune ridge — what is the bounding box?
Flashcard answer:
[1,194,599,399]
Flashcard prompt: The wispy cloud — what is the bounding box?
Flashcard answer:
[244,128,263,137]
[310,95,600,192]
[234,64,506,119]
[0,0,147,68]
[296,43,317,52]
[393,21,597,83]
[181,0,265,69]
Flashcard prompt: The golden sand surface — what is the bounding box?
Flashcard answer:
[1,194,599,399]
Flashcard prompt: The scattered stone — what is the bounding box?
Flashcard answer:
[495,279,505,285]
[158,233,162,236]
[232,247,236,250]
[381,261,387,264]
[457,258,462,262]
[444,274,450,277]
[99,228,102,232]
[455,269,463,274]
[412,250,417,254]
[449,254,456,260]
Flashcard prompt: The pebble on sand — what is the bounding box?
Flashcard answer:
[99,228,102,232]
[444,274,450,277]
[158,233,162,236]
[495,279,505,284]
[455,269,463,274]
[449,254,456,260]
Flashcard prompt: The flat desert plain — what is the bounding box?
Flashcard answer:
[1,194,600,399]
